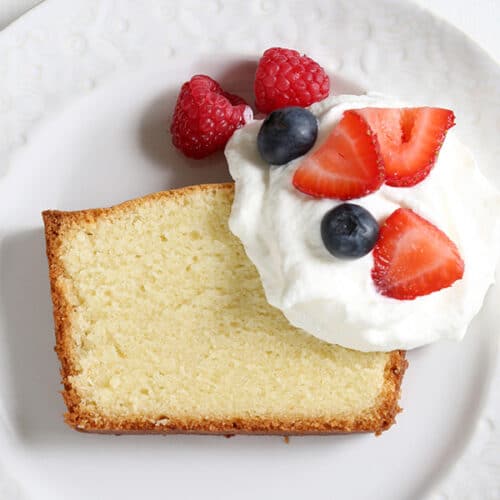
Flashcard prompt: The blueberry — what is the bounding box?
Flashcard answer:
[321,203,379,259]
[257,107,318,165]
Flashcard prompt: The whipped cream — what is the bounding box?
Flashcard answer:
[225,94,500,352]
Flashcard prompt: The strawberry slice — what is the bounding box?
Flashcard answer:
[357,107,455,187]
[292,110,384,200]
[372,208,464,300]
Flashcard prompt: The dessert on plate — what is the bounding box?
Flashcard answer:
[43,185,405,434]
[227,92,500,351]
[43,47,500,435]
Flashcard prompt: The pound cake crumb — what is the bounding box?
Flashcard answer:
[42,183,407,435]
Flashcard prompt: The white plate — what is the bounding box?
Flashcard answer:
[0,1,499,499]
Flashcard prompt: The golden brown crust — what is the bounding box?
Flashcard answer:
[43,209,83,424]
[42,183,407,436]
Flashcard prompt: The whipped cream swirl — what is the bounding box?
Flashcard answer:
[225,94,500,351]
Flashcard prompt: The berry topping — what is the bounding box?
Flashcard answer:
[321,203,379,259]
[357,107,455,187]
[372,208,464,300]
[293,110,385,200]
[257,107,318,166]
[170,75,252,159]
[254,47,330,114]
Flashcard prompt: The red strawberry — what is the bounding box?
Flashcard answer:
[170,75,252,159]
[254,47,330,113]
[372,208,464,300]
[357,107,455,187]
[292,110,384,200]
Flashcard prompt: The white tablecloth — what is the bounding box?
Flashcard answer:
[0,0,498,62]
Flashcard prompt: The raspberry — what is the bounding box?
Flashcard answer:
[170,75,252,159]
[254,48,330,114]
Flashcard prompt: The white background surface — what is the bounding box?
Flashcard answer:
[0,0,499,61]
[0,1,499,500]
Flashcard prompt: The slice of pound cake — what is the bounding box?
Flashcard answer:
[42,183,407,435]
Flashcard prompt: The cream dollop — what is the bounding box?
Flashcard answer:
[225,94,500,351]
